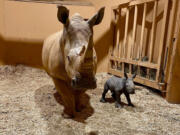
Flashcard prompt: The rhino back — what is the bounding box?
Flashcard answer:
[107,76,125,91]
[42,31,68,81]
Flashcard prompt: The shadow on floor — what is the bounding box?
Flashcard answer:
[34,84,94,125]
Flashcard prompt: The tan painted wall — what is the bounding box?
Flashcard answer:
[0,0,132,72]
[0,0,5,65]
[0,0,95,68]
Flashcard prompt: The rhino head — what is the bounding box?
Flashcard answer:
[57,6,105,89]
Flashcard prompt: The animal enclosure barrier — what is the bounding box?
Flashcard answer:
[108,0,171,91]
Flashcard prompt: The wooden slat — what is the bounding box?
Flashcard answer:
[114,12,120,57]
[112,0,158,9]
[109,56,158,69]
[149,0,158,62]
[131,5,138,59]
[123,8,130,58]
[122,63,125,73]
[113,11,119,57]
[112,0,131,10]
[108,69,165,90]
[139,3,147,60]
[110,9,117,57]
[129,64,132,74]
[129,0,158,6]
[118,9,122,58]
[156,0,169,81]
[108,9,116,70]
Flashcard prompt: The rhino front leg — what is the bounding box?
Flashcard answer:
[111,91,116,100]
[115,91,122,108]
[74,91,86,112]
[52,78,76,118]
[124,92,134,107]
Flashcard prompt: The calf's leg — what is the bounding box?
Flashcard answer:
[52,77,76,118]
[124,92,134,107]
[100,83,109,103]
[111,91,116,100]
[115,91,122,108]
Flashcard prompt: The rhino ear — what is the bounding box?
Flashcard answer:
[88,7,105,26]
[132,74,136,79]
[124,72,128,80]
[57,6,69,25]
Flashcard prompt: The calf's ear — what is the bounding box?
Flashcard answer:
[132,74,136,79]
[57,6,69,25]
[88,7,105,26]
[124,72,128,80]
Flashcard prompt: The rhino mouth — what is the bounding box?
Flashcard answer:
[71,77,97,89]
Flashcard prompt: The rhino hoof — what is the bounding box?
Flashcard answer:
[115,103,122,108]
[100,98,106,103]
[128,103,135,107]
[61,112,74,119]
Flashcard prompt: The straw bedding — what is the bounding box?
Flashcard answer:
[0,65,180,135]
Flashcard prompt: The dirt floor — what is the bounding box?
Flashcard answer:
[0,65,180,135]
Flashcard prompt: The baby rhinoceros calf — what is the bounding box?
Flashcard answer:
[100,73,136,108]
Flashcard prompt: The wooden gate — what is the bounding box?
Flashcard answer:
[108,0,170,91]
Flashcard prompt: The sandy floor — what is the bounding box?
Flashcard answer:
[0,65,180,135]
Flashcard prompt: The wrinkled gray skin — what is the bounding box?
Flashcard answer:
[100,73,136,108]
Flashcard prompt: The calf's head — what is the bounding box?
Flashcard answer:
[124,73,136,94]
[57,6,105,89]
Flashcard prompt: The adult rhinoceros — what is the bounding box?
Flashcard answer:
[42,6,105,118]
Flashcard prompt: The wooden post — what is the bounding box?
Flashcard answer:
[156,0,169,81]
[139,3,147,60]
[164,0,178,82]
[113,11,117,56]
[131,5,138,59]
[166,0,180,103]
[117,9,122,58]
[123,7,129,58]
[149,0,158,62]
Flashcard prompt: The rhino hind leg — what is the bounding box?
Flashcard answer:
[100,83,109,103]
[52,78,76,118]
